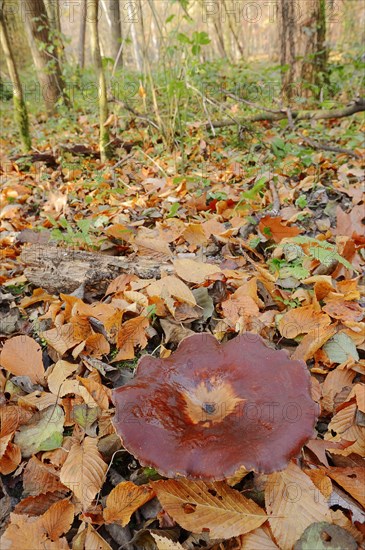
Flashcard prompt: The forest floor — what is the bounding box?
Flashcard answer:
[0,61,364,549]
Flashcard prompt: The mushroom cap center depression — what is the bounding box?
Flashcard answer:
[182,377,245,425]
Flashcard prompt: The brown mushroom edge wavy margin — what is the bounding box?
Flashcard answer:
[112,332,319,480]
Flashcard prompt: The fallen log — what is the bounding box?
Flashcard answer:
[207,97,365,128]
[20,244,172,295]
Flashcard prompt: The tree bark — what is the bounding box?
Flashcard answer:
[88,0,112,161]
[278,0,328,101]
[128,0,142,71]
[0,3,31,151]
[99,0,122,65]
[23,0,68,114]
[78,0,87,68]
[43,0,61,32]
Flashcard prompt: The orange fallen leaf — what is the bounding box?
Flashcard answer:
[259,216,301,243]
[173,258,221,284]
[114,315,149,361]
[266,461,331,550]
[0,335,45,384]
[278,305,331,339]
[153,479,266,539]
[60,437,107,509]
[103,481,155,526]
[326,467,365,507]
[292,325,337,362]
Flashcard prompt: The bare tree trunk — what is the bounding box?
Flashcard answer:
[279,0,328,101]
[78,0,87,68]
[23,0,68,114]
[99,0,122,65]
[44,0,61,32]
[0,2,31,151]
[127,1,142,71]
[88,0,112,161]
[223,0,243,60]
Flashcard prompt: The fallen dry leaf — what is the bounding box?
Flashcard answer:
[0,335,45,384]
[278,305,331,339]
[60,437,107,509]
[114,315,149,361]
[173,258,221,284]
[259,216,301,243]
[153,479,266,539]
[104,481,155,526]
[265,461,331,550]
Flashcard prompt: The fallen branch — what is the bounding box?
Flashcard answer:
[20,245,172,295]
[206,97,365,128]
[285,107,362,159]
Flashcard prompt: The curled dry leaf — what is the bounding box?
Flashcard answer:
[60,437,107,509]
[0,335,45,384]
[0,441,21,474]
[152,479,267,539]
[147,276,196,307]
[114,315,149,361]
[103,481,155,526]
[0,499,74,549]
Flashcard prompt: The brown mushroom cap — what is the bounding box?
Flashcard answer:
[112,333,319,480]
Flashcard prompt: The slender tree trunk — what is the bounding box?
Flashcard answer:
[78,0,87,68]
[44,0,61,32]
[0,4,31,151]
[127,1,142,71]
[100,0,121,64]
[23,0,68,114]
[88,0,112,161]
[279,0,328,101]
[223,0,243,60]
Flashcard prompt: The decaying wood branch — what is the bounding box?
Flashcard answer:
[207,98,365,128]
[20,245,172,295]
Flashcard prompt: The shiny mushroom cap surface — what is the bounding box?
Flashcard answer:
[112,333,319,480]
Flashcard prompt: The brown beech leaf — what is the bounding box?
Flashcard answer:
[0,335,45,384]
[0,441,21,474]
[0,499,73,548]
[240,526,279,549]
[77,376,110,410]
[292,325,337,362]
[152,479,266,539]
[265,461,331,550]
[23,456,67,497]
[103,481,155,526]
[60,437,107,509]
[173,258,221,284]
[258,216,301,243]
[147,276,196,307]
[326,467,365,507]
[41,499,75,541]
[278,305,331,339]
[114,316,149,361]
[41,321,91,355]
[73,523,112,550]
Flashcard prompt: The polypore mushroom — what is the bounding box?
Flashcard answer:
[112,333,318,480]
